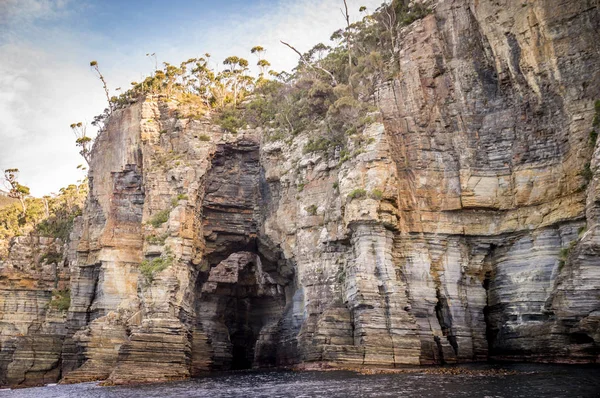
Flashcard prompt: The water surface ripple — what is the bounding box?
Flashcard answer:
[1,364,598,397]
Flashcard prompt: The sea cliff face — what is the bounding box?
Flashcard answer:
[0,0,598,387]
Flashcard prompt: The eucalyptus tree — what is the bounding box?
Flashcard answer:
[70,122,93,165]
[251,46,271,77]
[3,169,30,213]
[90,61,112,114]
[223,56,252,105]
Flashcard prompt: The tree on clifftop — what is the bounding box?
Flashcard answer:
[251,46,271,77]
[3,169,30,213]
[90,60,112,115]
[223,56,251,106]
[70,122,93,165]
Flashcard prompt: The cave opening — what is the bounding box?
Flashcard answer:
[194,249,291,371]
[193,140,294,371]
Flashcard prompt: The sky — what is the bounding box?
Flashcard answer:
[0,0,385,196]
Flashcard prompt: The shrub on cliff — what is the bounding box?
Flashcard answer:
[217,107,245,133]
[49,289,70,311]
[140,252,174,283]
[348,188,367,199]
[148,209,170,228]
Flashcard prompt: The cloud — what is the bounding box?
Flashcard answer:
[0,0,72,36]
[0,0,387,196]
[0,42,104,196]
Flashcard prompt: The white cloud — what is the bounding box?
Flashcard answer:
[0,0,386,196]
[0,0,72,35]
[0,42,104,195]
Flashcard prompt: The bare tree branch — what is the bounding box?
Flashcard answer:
[280,40,338,86]
[90,61,112,115]
[342,0,352,68]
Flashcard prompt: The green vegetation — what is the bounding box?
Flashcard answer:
[170,193,189,207]
[70,123,93,165]
[233,1,431,157]
[3,169,30,213]
[558,241,578,272]
[84,1,433,170]
[393,0,432,26]
[348,188,367,199]
[140,252,174,283]
[369,189,383,200]
[198,134,211,141]
[90,0,431,158]
[218,107,245,133]
[49,289,70,311]
[146,232,169,245]
[305,204,318,215]
[581,162,593,183]
[0,181,87,260]
[336,266,346,284]
[304,137,340,155]
[148,209,170,228]
[40,251,62,265]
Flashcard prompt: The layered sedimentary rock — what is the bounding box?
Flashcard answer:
[377,0,600,363]
[0,232,76,387]
[0,0,599,388]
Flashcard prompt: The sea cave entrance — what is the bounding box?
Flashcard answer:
[194,250,291,371]
[193,140,293,371]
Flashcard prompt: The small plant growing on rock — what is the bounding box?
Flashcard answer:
[348,188,367,199]
[146,232,169,245]
[148,209,170,227]
[336,266,346,284]
[590,100,600,147]
[590,130,598,147]
[40,250,62,265]
[198,134,211,141]
[140,252,174,283]
[558,241,577,272]
[339,150,350,164]
[49,289,70,311]
[171,193,189,207]
[593,100,600,127]
[303,137,335,154]
[305,204,318,215]
[369,189,383,200]
[581,162,593,184]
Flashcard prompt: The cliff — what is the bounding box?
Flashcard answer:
[0,0,598,387]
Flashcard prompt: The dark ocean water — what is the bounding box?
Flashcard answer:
[1,364,598,398]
